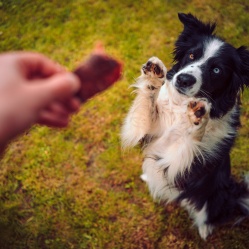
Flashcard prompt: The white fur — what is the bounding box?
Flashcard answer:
[121,57,166,148]
[200,107,238,157]
[239,174,249,213]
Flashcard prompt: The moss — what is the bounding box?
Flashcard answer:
[0,0,249,248]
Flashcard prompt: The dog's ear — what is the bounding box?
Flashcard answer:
[173,13,216,63]
[237,46,249,87]
[178,13,216,36]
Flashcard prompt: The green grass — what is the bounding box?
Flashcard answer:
[0,0,249,248]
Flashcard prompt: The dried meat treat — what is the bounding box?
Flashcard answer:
[73,46,122,103]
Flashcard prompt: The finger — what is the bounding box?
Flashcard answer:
[27,72,80,110]
[46,102,70,117]
[14,52,65,79]
[45,98,80,119]
[60,97,81,112]
[37,110,70,128]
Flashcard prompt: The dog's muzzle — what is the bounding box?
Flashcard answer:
[175,73,196,89]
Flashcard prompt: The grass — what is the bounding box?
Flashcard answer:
[0,0,249,248]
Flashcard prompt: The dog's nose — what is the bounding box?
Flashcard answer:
[176,74,196,88]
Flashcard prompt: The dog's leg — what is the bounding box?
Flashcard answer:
[187,99,211,141]
[121,57,167,148]
[181,201,214,240]
[141,157,180,202]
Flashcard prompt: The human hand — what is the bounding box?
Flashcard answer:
[0,52,81,149]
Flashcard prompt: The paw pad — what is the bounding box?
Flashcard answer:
[188,101,208,126]
[142,60,164,78]
[194,106,206,118]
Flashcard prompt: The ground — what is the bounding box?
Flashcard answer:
[0,0,249,248]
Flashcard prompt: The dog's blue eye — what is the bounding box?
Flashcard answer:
[213,68,220,74]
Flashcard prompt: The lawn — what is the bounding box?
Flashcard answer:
[0,0,249,248]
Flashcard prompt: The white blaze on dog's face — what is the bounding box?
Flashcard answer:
[172,39,224,96]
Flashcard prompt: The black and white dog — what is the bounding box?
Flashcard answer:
[121,13,249,239]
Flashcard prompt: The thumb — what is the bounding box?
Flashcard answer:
[28,72,80,109]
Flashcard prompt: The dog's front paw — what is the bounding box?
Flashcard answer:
[198,224,214,240]
[187,99,210,141]
[142,57,167,82]
[188,99,210,126]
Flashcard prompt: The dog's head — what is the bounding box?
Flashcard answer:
[167,13,249,118]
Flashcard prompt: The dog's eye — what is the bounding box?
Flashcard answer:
[189,53,194,60]
[213,68,220,74]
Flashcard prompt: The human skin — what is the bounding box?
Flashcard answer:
[0,52,81,151]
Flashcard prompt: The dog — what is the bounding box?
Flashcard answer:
[121,13,249,239]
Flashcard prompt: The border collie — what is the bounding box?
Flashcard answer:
[121,13,249,239]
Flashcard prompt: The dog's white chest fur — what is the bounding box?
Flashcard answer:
[142,82,237,202]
